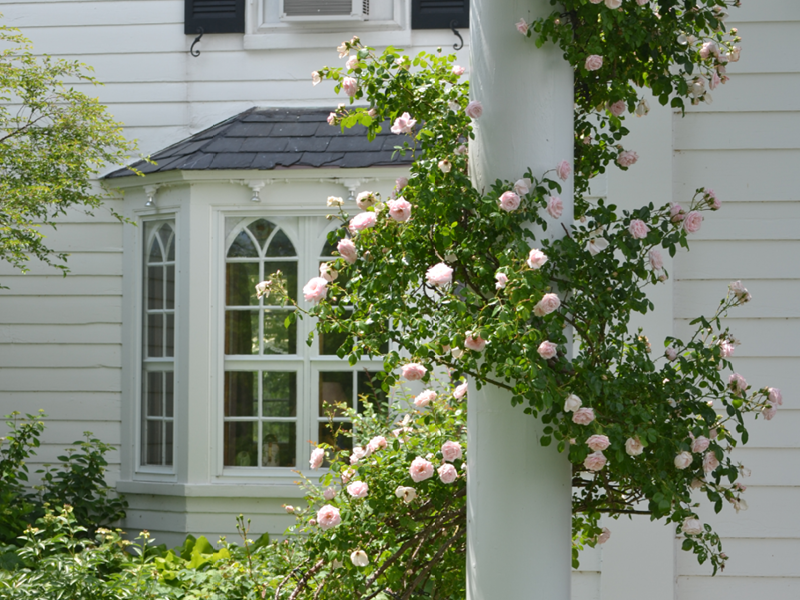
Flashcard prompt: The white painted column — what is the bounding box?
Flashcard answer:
[467,1,573,599]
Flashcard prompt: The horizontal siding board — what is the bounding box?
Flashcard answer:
[675,280,800,319]
[0,276,121,296]
[20,441,121,464]
[675,112,800,151]
[692,487,800,539]
[677,576,800,599]
[712,357,799,400]
[0,324,121,344]
[721,448,800,486]
[0,344,121,367]
[721,22,800,74]
[0,367,121,392]
[674,317,800,358]
[674,242,800,279]
[22,223,123,253]
[0,392,121,420]
[6,1,183,28]
[682,217,800,241]
[0,296,122,324]
[0,252,123,277]
[678,538,800,577]
[731,0,800,22]
[571,571,601,600]
[684,74,800,113]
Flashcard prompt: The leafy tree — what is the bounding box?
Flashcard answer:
[0,23,137,283]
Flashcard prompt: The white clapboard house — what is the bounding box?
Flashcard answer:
[0,1,798,598]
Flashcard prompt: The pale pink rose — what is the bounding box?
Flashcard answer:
[426,262,453,287]
[346,55,358,70]
[699,42,718,60]
[763,406,778,421]
[350,446,369,465]
[734,482,747,492]
[452,65,465,76]
[616,150,639,167]
[495,272,508,290]
[438,159,452,173]
[284,505,294,513]
[690,478,704,490]
[547,196,563,219]
[728,373,747,395]
[498,191,520,212]
[605,0,622,7]
[341,468,355,483]
[391,112,417,135]
[303,277,328,303]
[514,178,532,196]
[402,363,427,381]
[350,550,369,567]
[454,144,467,155]
[609,100,626,116]
[585,55,603,72]
[367,436,387,453]
[395,177,409,190]
[703,451,720,473]
[438,463,458,484]
[312,71,321,86]
[342,76,358,97]
[649,249,663,270]
[516,18,528,35]
[670,203,685,223]
[395,485,417,503]
[719,339,736,358]
[349,212,377,234]
[768,387,783,406]
[327,112,337,126]
[705,189,721,210]
[691,436,710,453]
[538,341,557,360]
[454,382,468,400]
[465,333,486,352]
[534,293,560,316]
[710,71,721,90]
[597,527,611,544]
[665,346,678,361]
[557,160,571,181]
[526,248,548,269]
[441,441,463,462]
[310,447,325,470]
[564,394,582,412]
[572,407,595,425]
[317,504,342,530]
[628,219,649,239]
[728,280,751,303]
[636,0,647,4]
[586,435,610,452]
[674,451,693,469]
[320,262,338,282]
[683,211,703,233]
[387,198,412,222]
[367,108,377,118]
[625,437,644,456]
[409,456,435,482]
[587,229,609,256]
[584,451,607,471]
[356,191,377,209]
[465,101,483,119]
[635,98,650,116]
[710,428,718,440]
[347,480,369,498]
[414,389,437,408]
[337,238,357,264]
[589,0,602,3]
[681,518,703,536]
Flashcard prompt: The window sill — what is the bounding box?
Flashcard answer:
[117,480,307,498]
[244,28,470,51]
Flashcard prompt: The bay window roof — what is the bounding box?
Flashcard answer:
[106,107,414,178]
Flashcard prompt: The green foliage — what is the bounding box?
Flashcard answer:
[0,22,139,284]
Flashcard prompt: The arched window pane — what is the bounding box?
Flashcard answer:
[266,229,296,257]
[228,230,258,258]
[248,219,275,251]
[149,235,164,262]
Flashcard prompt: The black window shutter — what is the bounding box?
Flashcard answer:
[185,0,245,34]
[411,0,469,30]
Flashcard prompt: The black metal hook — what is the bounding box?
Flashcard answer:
[190,27,204,57]
[450,20,464,51]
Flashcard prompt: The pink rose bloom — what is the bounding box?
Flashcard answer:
[409,456,435,482]
[649,249,663,270]
[368,436,387,453]
[572,407,595,425]
[534,293,560,317]
[710,71,721,90]
[327,112,336,126]
[557,160,571,181]
[347,480,369,498]
[350,550,369,567]
[495,272,508,290]
[514,178,532,196]
[320,262,338,282]
[317,504,342,530]
[303,277,328,303]
[564,394,582,412]
[585,55,603,71]
[526,248,548,269]
[387,198,412,222]
[682,518,703,536]
[395,176,409,190]
[628,219,649,239]
[705,188,721,210]
[703,451,720,473]
[337,238,357,264]
[763,406,778,420]
[341,468,354,483]
[538,341,557,360]
[391,112,417,135]
[674,451,693,470]
[584,451,607,471]
[465,101,483,119]
[323,487,336,500]
[452,65,465,76]
[586,435,610,452]
[597,527,611,544]
[728,373,747,395]
[719,339,736,358]
[356,191,377,209]
[516,18,528,35]
[367,108,377,117]
[455,144,467,155]
[636,0,647,4]
[683,211,703,233]
[438,463,458,484]
[441,441,463,462]
[499,191,521,212]
[617,150,639,167]
[414,389,437,408]
[350,446,369,465]
[453,382,468,399]
[346,55,358,70]
[402,363,427,381]
[670,203,685,223]
[625,437,644,456]
[465,333,486,352]
[349,212,377,234]
[665,346,677,361]
[547,196,563,219]
[310,447,325,470]
[342,76,358,97]
[426,262,453,287]
[609,100,626,116]
[605,0,622,8]
[769,387,783,406]
[691,436,710,453]
[728,280,751,303]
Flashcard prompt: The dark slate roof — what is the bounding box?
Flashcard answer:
[105,107,413,179]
